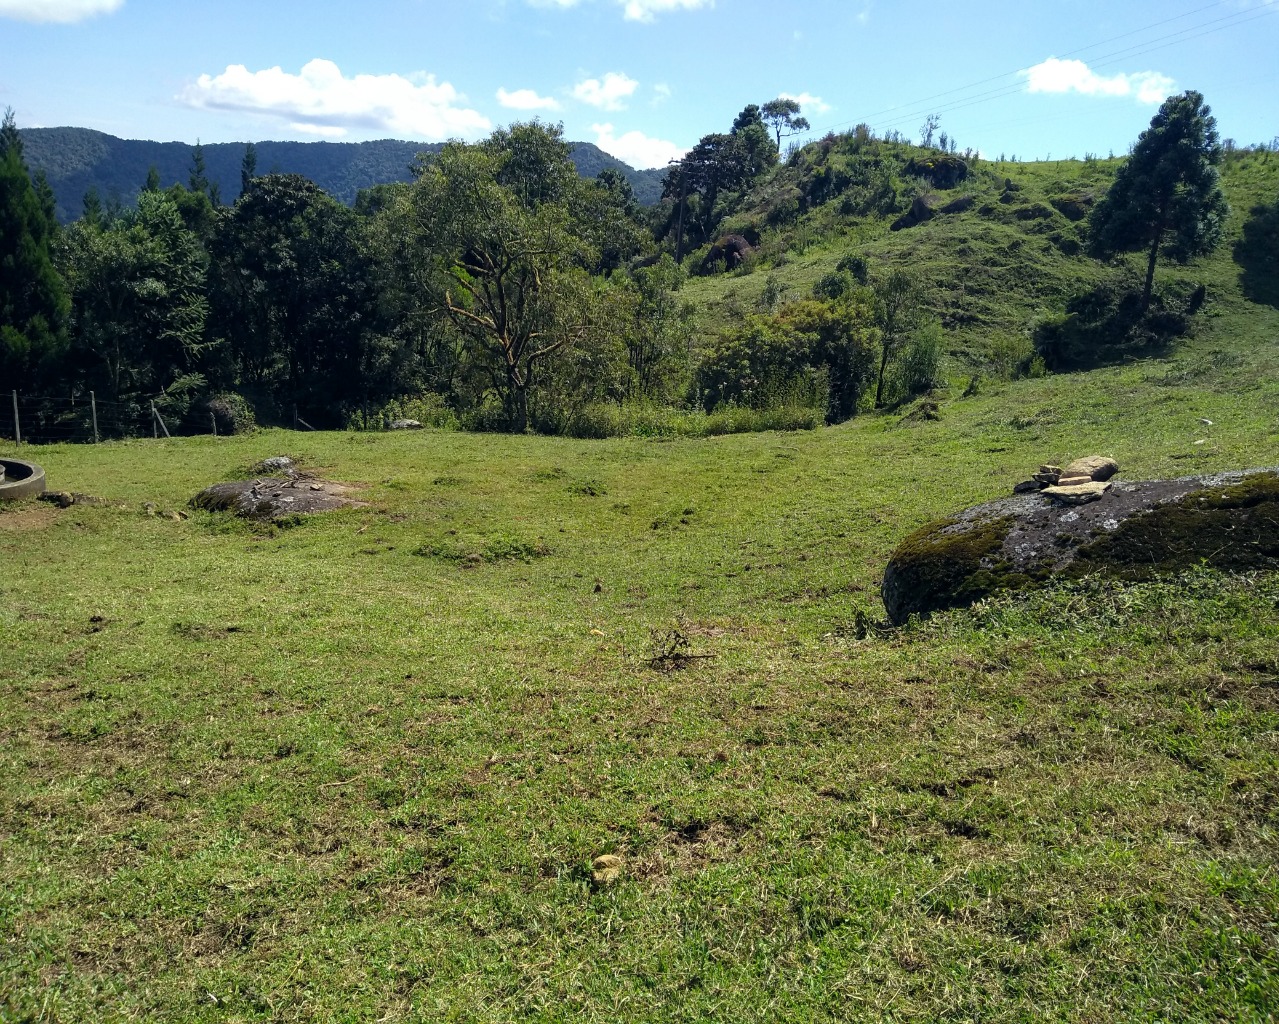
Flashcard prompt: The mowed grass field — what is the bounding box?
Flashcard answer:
[3,299,1279,1021]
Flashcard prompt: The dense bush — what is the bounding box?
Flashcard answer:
[696,295,880,423]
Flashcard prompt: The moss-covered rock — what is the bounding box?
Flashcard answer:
[881,468,1279,623]
[905,155,968,189]
[1050,192,1094,222]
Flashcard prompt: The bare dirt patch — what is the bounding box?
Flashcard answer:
[0,505,58,532]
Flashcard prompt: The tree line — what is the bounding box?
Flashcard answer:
[0,91,1235,439]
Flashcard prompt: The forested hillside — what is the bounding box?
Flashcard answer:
[2,94,1276,444]
[19,127,665,222]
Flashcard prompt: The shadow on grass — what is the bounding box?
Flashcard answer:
[1234,199,1279,310]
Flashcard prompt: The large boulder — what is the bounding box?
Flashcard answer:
[882,468,1279,624]
[891,194,942,231]
[191,475,364,520]
[905,155,969,189]
[702,234,754,274]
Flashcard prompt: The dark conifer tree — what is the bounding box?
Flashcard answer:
[0,108,69,389]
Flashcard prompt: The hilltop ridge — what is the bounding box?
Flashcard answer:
[19,126,666,221]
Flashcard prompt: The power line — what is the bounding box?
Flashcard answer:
[838,0,1236,130]
[798,0,1278,142]
[860,5,1279,139]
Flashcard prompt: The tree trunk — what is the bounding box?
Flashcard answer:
[874,341,892,409]
[1142,201,1169,313]
[1142,232,1159,313]
[507,365,529,433]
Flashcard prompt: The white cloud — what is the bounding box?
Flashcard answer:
[619,0,713,21]
[523,0,712,19]
[780,91,832,115]
[572,72,638,111]
[180,59,491,140]
[592,123,685,169]
[0,0,122,22]
[652,83,672,106]
[291,123,348,138]
[497,87,560,111]
[1022,58,1175,105]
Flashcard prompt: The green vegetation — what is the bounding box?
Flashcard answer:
[4,93,1276,445]
[3,286,1278,1017]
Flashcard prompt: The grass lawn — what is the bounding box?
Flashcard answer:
[3,291,1278,1021]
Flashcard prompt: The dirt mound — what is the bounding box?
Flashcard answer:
[882,467,1279,624]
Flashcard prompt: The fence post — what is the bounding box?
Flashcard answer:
[90,391,100,443]
[151,401,171,439]
[210,410,217,437]
[11,391,19,445]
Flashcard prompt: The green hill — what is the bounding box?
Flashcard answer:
[676,136,1278,377]
[18,127,665,221]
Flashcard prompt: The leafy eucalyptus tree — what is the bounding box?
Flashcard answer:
[408,122,604,432]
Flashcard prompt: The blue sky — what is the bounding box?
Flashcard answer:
[1,0,1276,167]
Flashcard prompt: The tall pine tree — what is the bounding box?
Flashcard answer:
[0,108,68,389]
[1089,91,1229,310]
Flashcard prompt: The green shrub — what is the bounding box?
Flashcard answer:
[887,322,946,404]
[983,331,1036,379]
[348,393,460,431]
[205,392,256,435]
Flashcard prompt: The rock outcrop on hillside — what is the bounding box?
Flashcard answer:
[882,466,1279,624]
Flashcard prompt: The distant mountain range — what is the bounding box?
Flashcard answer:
[18,127,667,223]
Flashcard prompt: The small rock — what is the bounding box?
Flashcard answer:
[1012,480,1042,494]
[591,854,624,884]
[1056,475,1093,487]
[1034,465,1063,486]
[256,456,295,473]
[1042,480,1112,505]
[1063,456,1119,482]
[38,490,76,508]
[1200,418,1213,426]
[310,483,324,491]
[389,419,423,431]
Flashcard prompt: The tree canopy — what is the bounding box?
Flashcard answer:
[1089,90,1229,309]
[0,108,69,389]
[762,98,811,152]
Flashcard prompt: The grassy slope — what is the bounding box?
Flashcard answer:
[2,153,1278,1023]
[682,148,1278,369]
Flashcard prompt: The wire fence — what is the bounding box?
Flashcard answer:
[2,391,211,445]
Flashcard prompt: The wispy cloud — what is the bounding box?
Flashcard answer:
[1022,58,1175,105]
[572,71,638,111]
[780,91,832,115]
[592,123,685,168]
[524,0,713,20]
[497,87,561,112]
[180,59,491,140]
[618,0,713,21]
[0,0,123,22]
